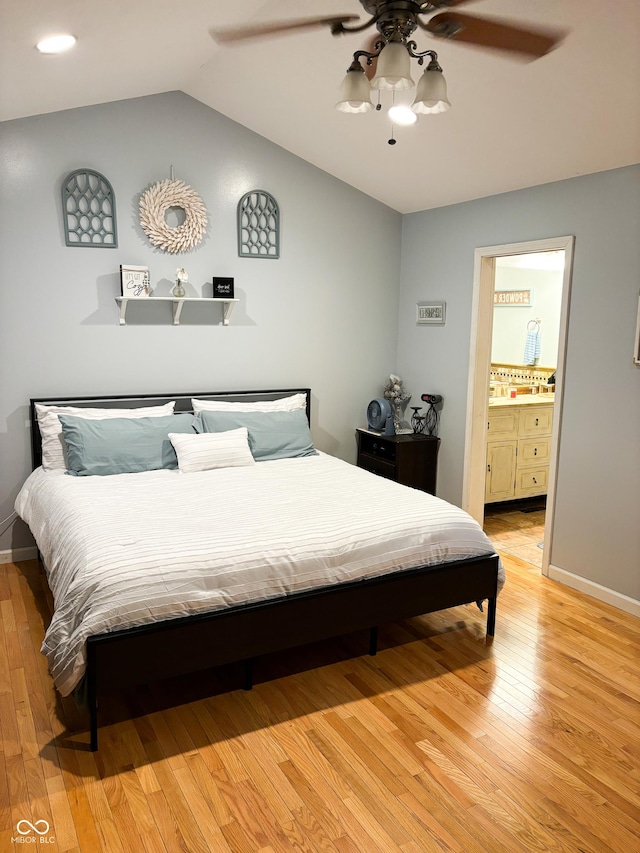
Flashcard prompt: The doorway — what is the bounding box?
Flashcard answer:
[462,236,574,576]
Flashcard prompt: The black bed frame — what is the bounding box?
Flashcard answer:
[29,389,499,751]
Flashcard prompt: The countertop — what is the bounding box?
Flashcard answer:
[489,393,554,407]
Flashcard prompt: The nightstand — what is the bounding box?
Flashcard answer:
[355,428,440,494]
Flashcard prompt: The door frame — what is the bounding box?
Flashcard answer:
[462,236,575,576]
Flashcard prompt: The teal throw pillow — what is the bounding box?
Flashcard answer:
[59,413,197,476]
[196,409,316,462]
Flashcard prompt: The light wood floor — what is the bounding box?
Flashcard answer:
[483,499,546,569]
[1,553,639,853]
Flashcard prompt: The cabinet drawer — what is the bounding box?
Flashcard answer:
[487,409,519,440]
[358,454,396,481]
[515,466,548,497]
[357,432,397,463]
[517,436,551,467]
[519,407,553,437]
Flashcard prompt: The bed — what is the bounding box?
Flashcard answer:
[16,388,503,750]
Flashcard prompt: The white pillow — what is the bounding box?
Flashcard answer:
[191,393,306,415]
[169,428,255,473]
[35,402,176,470]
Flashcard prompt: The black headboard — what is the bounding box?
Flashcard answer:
[30,388,312,470]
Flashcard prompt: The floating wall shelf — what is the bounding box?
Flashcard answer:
[115,296,239,326]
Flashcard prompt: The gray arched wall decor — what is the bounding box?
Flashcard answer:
[62,168,117,247]
[237,190,280,258]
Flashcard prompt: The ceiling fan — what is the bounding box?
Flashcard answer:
[212,2,564,144]
[211,1,563,60]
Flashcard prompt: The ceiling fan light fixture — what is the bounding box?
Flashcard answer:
[36,33,77,54]
[388,105,417,126]
[336,67,374,113]
[411,62,451,114]
[371,42,414,91]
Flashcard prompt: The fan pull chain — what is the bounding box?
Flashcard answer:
[388,91,397,145]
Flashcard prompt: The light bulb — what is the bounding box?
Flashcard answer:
[388,105,417,126]
[36,34,77,54]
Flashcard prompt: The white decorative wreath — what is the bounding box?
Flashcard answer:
[139,179,208,253]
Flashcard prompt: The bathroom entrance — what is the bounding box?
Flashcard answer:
[462,236,574,577]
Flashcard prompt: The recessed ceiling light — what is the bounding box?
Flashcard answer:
[36,34,77,54]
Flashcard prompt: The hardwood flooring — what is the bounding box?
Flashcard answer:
[483,499,546,569]
[1,553,639,852]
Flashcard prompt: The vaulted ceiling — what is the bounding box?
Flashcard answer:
[2,0,639,213]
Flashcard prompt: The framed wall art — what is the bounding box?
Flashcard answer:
[417,302,446,325]
[213,277,234,298]
[237,190,280,258]
[62,168,117,248]
[120,265,150,298]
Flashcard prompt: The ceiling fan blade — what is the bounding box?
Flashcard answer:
[425,12,564,58]
[211,15,359,44]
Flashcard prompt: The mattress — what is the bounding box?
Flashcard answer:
[15,452,504,695]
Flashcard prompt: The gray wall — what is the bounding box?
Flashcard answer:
[0,91,401,552]
[397,165,640,600]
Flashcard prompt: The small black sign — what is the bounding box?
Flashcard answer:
[213,277,234,298]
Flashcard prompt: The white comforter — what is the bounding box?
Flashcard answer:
[15,453,503,695]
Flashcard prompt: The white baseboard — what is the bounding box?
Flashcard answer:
[0,546,38,565]
[548,563,640,618]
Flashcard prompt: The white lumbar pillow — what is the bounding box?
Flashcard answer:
[169,428,255,473]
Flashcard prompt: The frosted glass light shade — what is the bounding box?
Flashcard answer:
[371,42,413,91]
[336,69,374,113]
[412,67,451,114]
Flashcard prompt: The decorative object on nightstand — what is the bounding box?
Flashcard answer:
[356,428,439,495]
[421,393,443,436]
[120,265,150,297]
[173,267,188,298]
[383,373,412,434]
[139,167,208,254]
[410,406,426,434]
[238,190,280,258]
[62,168,117,248]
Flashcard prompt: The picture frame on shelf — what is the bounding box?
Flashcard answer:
[120,265,150,298]
[416,301,446,325]
[213,277,234,299]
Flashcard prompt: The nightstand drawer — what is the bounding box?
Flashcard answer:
[358,454,396,480]
[357,432,397,463]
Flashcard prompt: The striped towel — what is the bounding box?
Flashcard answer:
[523,330,541,365]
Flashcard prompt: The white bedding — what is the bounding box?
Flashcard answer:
[15,452,504,696]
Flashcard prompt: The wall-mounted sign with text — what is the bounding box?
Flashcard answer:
[494,289,532,306]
